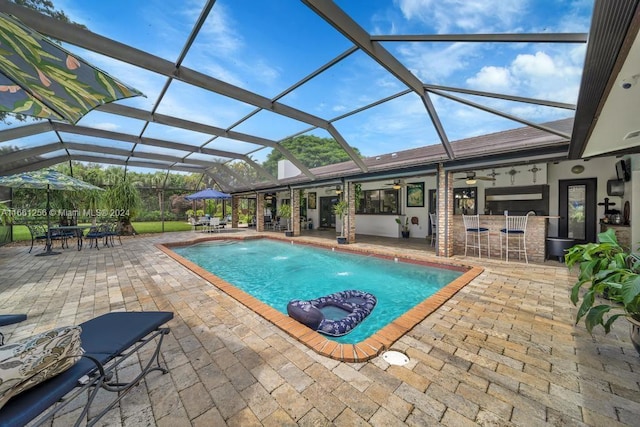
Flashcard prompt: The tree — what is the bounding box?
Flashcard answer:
[103,175,141,235]
[262,135,360,176]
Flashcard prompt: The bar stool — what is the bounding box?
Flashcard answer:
[462,214,490,258]
[500,215,528,263]
[429,212,437,246]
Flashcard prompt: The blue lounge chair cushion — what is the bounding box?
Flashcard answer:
[0,315,27,327]
[466,227,489,232]
[0,354,109,427]
[77,312,173,354]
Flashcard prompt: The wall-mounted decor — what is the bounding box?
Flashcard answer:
[508,168,520,185]
[487,169,500,186]
[406,182,424,207]
[528,164,541,183]
[308,192,317,209]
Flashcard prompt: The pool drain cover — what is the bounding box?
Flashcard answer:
[382,350,409,366]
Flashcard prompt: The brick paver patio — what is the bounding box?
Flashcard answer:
[1,230,638,426]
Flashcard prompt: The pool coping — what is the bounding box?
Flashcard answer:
[158,235,483,363]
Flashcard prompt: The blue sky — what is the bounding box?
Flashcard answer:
[6,0,595,171]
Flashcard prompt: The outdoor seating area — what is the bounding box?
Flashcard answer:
[189,216,228,233]
[22,221,123,253]
[1,230,638,425]
[0,1,639,426]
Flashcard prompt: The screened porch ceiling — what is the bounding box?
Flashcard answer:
[0,0,638,193]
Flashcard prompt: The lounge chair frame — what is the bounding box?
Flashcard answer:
[34,327,170,427]
[0,311,173,427]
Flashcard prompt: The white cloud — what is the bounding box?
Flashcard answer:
[463,48,584,105]
[198,3,244,56]
[92,122,120,132]
[396,0,527,33]
[466,66,514,91]
[512,52,557,77]
[399,43,478,83]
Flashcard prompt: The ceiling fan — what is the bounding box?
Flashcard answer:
[384,179,417,190]
[325,185,343,194]
[455,172,495,184]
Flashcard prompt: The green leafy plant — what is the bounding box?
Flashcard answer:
[332,200,348,238]
[0,200,12,226]
[395,216,409,232]
[278,203,292,231]
[103,177,141,235]
[567,228,640,333]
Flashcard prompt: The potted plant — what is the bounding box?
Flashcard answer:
[396,216,410,238]
[278,203,293,237]
[566,228,640,354]
[333,199,348,244]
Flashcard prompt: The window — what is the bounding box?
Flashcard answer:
[454,187,477,215]
[357,189,398,214]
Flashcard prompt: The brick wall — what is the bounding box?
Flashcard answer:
[452,215,549,263]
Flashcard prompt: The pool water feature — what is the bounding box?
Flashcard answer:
[172,239,464,344]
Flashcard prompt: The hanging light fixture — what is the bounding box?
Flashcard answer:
[335,185,342,194]
[465,178,476,185]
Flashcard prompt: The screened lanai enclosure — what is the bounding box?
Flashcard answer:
[0,1,636,183]
[0,1,638,207]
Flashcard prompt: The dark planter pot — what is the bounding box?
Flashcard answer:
[284,231,294,237]
[401,231,410,238]
[629,317,640,355]
[337,236,348,244]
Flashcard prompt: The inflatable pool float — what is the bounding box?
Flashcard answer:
[286,289,377,337]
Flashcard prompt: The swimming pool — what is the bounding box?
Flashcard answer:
[171,238,464,344]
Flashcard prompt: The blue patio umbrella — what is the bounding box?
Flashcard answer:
[185,188,231,221]
[184,188,231,201]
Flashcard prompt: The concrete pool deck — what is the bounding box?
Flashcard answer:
[1,229,639,425]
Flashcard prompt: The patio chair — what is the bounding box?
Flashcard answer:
[103,222,122,246]
[48,226,72,250]
[429,212,437,246]
[85,224,109,249]
[209,217,221,232]
[462,214,490,258]
[25,224,48,253]
[500,215,529,263]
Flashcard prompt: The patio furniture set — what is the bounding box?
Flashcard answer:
[25,222,122,253]
[189,216,228,233]
[462,214,530,263]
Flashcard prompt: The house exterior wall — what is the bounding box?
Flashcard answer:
[547,156,619,237]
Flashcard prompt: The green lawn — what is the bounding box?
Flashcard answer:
[10,221,192,242]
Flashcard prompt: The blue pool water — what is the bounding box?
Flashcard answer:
[173,239,462,343]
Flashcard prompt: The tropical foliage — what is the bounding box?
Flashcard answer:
[262,135,361,176]
[332,199,348,238]
[567,229,640,333]
[102,174,140,234]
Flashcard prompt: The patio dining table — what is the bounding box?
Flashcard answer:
[49,225,90,251]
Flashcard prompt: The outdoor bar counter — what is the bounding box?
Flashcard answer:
[452,215,550,263]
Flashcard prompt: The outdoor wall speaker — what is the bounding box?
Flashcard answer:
[607,179,624,197]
